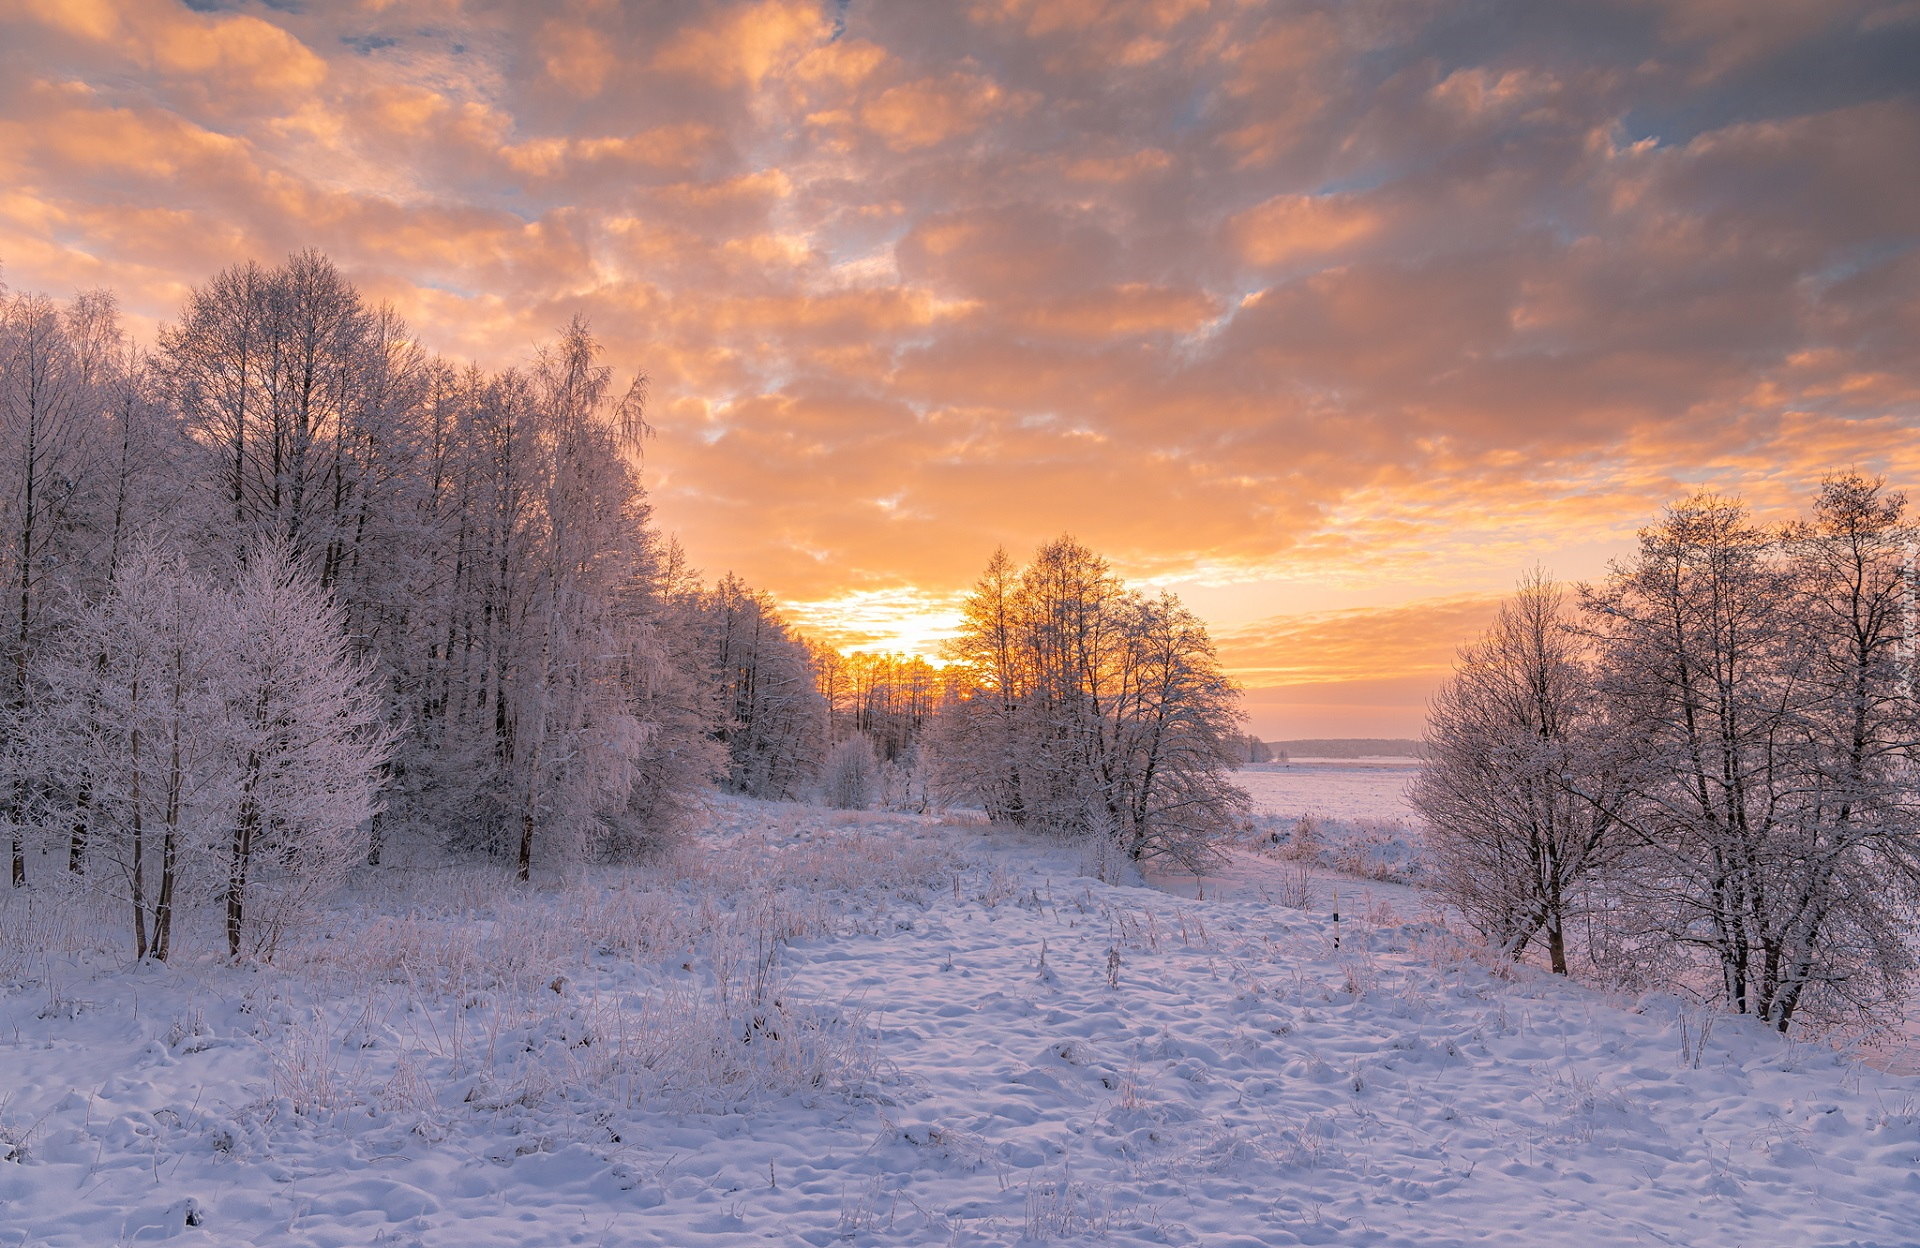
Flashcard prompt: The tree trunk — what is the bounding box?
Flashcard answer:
[227,754,261,959]
[68,783,89,874]
[130,732,147,959]
[153,718,184,961]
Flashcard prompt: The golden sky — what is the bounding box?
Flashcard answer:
[2,0,1917,737]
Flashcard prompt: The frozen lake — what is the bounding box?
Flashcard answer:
[1235,758,1419,822]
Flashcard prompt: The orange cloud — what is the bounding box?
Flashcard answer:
[538,20,615,97]
[1232,193,1384,267]
[653,0,832,88]
[1217,597,1505,686]
[860,74,1007,151]
[7,0,326,101]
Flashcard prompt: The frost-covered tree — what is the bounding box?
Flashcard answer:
[0,291,97,884]
[152,256,719,870]
[45,543,227,959]
[689,574,826,801]
[1577,487,1920,1029]
[939,538,1246,869]
[1101,589,1249,867]
[499,325,668,879]
[1414,572,1618,973]
[41,542,390,960]
[822,735,879,810]
[1765,476,1920,1025]
[217,542,391,958]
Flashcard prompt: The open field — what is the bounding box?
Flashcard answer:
[2,794,1917,1246]
[1236,760,1419,824]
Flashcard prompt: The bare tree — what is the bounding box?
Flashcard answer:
[940,538,1246,870]
[1579,489,1920,1029]
[1414,572,1616,973]
[936,547,1027,823]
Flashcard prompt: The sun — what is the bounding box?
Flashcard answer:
[778,587,967,660]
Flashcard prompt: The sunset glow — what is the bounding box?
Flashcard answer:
[3,0,1915,737]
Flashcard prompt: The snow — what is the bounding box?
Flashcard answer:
[4,795,1919,1246]
[1235,760,1419,824]
[1225,760,1429,894]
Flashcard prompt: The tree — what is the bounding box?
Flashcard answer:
[693,575,826,801]
[939,538,1246,870]
[42,540,392,961]
[501,323,666,880]
[46,543,227,960]
[936,547,1027,823]
[155,257,717,871]
[1413,572,1617,973]
[1102,590,1249,867]
[1579,488,1920,1029]
[217,542,392,959]
[1765,475,1920,1026]
[822,735,878,810]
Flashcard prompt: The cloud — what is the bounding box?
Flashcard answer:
[1218,596,1505,686]
[0,0,1914,732]
[1232,193,1384,267]
[653,0,832,89]
[858,73,1009,151]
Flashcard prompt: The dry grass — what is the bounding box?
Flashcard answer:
[250,815,967,1122]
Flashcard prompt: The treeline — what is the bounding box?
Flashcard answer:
[0,253,826,958]
[1416,477,1920,1032]
[808,647,958,811]
[0,252,1257,959]
[797,543,1254,861]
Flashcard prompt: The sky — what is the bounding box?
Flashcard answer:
[1,0,1916,739]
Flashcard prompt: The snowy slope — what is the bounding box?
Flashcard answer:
[2,798,1918,1246]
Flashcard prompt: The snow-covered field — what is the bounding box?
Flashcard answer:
[1221,760,1429,895]
[1236,759,1419,824]
[4,795,1920,1246]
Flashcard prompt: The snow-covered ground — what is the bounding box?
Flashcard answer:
[4,796,1919,1246]
[1216,759,1429,896]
